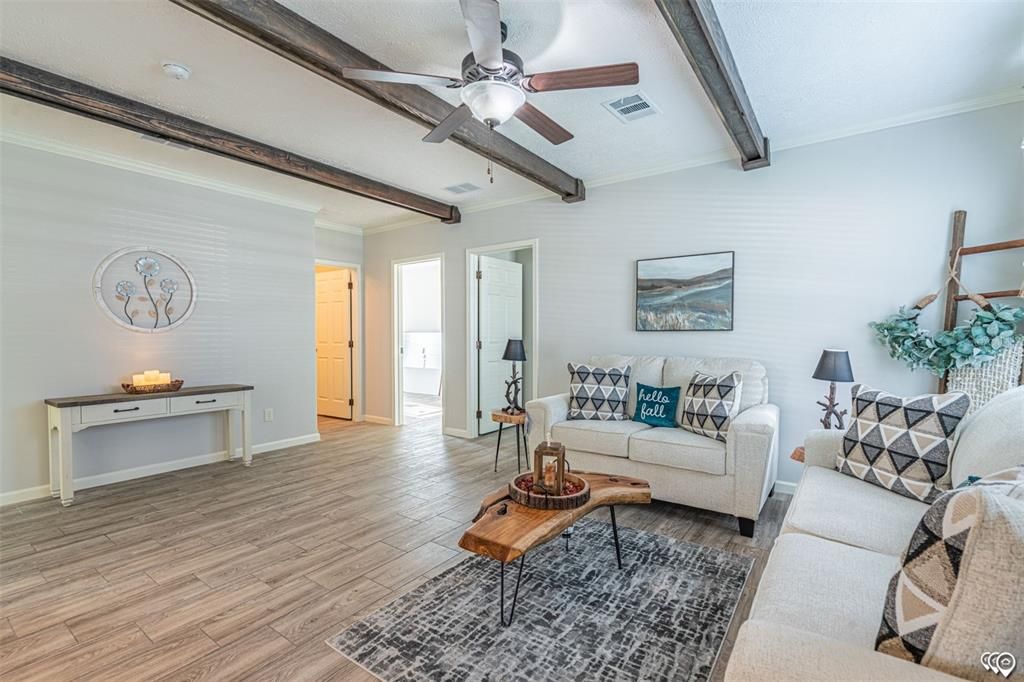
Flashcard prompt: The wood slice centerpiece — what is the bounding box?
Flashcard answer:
[508,440,591,510]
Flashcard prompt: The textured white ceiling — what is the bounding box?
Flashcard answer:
[1,0,1020,231]
[716,0,1024,144]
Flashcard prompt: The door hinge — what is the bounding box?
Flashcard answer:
[475,270,482,280]
[347,281,353,290]
[348,398,354,406]
[475,340,482,350]
[475,409,483,419]
[348,340,354,348]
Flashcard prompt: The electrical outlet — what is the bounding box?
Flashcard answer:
[263,408,274,422]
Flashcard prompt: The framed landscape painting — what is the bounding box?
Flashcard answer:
[635,251,734,331]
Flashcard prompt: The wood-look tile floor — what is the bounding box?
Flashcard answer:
[0,412,789,681]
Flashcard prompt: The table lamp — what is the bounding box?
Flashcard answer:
[813,349,854,429]
[502,338,527,414]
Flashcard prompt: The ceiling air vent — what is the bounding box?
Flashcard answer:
[602,92,659,124]
[444,182,481,195]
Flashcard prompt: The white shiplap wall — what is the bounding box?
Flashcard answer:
[361,103,1024,486]
[0,143,319,499]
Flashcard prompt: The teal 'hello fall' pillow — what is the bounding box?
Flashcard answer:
[633,383,680,428]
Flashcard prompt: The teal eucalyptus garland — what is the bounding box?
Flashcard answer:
[870,303,1024,376]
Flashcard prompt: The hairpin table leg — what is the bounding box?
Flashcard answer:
[493,422,503,473]
[499,555,527,626]
[514,424,522,473]
[610,505,623,570]
[521,427,528,472]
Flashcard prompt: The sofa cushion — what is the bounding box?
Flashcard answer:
[750,534,901,647]
[588,355,665,418]
[783,466,928,556]
[552,419,651,458]
[567,363,631,421]
[726,622,961,682]
[838,384,970,503]
[875,479,1024,680]
[628,427,726,475]
[663,356,767,413]
[679,371,742,443]
[950,385,1024,486]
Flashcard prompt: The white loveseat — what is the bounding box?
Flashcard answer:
[725,385,1024,681]
[526,354,779,536]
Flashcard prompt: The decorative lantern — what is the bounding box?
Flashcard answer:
[532,440,566,495]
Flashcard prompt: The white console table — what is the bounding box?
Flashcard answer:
[44,384,253,506]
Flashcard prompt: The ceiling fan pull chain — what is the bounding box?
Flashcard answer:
[486,120,495,184]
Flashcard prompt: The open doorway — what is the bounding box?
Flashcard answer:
[467,240,539,438]
[393,256,444,427]
[315,262,358,428]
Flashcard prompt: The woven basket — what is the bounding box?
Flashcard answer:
[947,340,1024,413]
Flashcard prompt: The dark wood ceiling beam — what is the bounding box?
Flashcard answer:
[168,0,585,202]
[653,0,770,170]
[0,57,460,223]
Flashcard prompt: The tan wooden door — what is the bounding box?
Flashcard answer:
[316,269,352,419]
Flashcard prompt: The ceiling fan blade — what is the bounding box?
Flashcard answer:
[522,63,639,93]
[514,102,573,145]
[459,0,503,70]
[342,67,462,89]
[423,104,474,143]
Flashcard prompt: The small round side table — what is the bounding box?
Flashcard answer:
[490,409,528,473]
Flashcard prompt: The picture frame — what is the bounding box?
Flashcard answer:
[635,251,734,331]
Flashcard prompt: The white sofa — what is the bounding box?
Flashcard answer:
[725,385,1024,681]
[526,354,779,536]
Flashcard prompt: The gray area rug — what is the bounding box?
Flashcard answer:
[328,518,753,681]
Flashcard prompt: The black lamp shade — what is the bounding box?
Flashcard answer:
[502,338,527,362]
[813,349,854,382]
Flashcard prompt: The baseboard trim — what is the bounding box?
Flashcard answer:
[0,432,321,507]
[773,480,798,496]
[442,427,472,439]
[363,415,394,426]
[0,485,52,507]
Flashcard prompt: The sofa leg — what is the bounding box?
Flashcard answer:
[768,484,775,498]
[737,517,756,538]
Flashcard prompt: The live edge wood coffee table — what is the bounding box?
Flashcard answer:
[459,472,651,625]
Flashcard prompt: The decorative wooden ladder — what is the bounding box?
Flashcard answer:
[938,210,1024,392]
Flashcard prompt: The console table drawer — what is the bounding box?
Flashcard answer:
[170,392,241,414]
[81,399,168,424]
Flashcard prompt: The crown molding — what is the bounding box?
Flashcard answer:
[314,217,363,235]
[365,91,1023,236]
[0,128,322,213]
[772,88,1024,154]
[6,90,1018,241]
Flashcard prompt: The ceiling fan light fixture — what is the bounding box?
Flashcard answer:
[460,80,525,127]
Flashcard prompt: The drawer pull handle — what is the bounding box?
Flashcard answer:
[195,399,217,404]
[113,407,140,413]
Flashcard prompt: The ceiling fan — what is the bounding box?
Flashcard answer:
[342,0,639,146]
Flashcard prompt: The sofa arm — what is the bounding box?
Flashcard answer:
[725,621,961,681]
[728,403,779,520]
[525,393,570,452]
[803,429,845,469]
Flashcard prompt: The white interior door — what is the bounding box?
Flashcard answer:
[477,255,523,435]
[316,269,352,419]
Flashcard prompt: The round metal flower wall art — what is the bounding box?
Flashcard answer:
[93,247,196,332]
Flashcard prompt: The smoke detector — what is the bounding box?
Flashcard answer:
[161,62,191,81]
